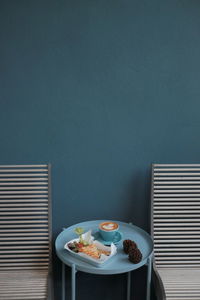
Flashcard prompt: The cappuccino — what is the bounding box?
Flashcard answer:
[99,221,118,232]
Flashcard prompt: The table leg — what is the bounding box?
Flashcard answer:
[62,263,65,300]
[146,256,152,300]
[72,264,76,300]
[127,272,131,300]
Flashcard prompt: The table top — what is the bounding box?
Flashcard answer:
[55,220,153,275]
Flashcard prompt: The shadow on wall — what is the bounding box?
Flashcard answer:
[119,167,151,230]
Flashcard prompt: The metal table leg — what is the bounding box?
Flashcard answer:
[72,264,77,300]
[146,256,152,300]
[62,228,66,300]
[127,272,131,300]
[62,263,65,300]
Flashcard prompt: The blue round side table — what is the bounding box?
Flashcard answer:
[55,220,153,300]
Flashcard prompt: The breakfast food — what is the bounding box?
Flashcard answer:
[79,244,101,259]
[99,249,111,256]
[123,239,137,254]
[67,241,111,260]
[128,248,142,264]
[99,221,118,231]
[65,228,117,267]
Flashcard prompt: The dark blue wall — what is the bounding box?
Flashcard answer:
[1,0,200,299]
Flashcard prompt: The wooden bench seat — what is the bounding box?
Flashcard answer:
[157,268,200,300]
[0,270,48,299]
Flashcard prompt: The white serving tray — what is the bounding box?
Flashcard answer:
[64,231,117,267]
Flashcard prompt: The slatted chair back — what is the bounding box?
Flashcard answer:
[151,164,200,269]
[0,164,52,272]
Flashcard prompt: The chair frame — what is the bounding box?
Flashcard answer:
[0,163,54,300]
[151,163,200,300]
[151,164,166,300]
[47,163,54,300]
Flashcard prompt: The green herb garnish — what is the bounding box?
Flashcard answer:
[74,227,84,243]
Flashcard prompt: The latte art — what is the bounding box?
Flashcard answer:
[102,223,115,230]
[99,221,118,231]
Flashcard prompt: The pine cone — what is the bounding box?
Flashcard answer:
[128,248,142,264]
[128,241,137,252]
[123,239,137,254]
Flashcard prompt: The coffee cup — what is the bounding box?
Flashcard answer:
[99,221,119,241]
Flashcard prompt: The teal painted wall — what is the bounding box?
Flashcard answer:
[1,0,200,299]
